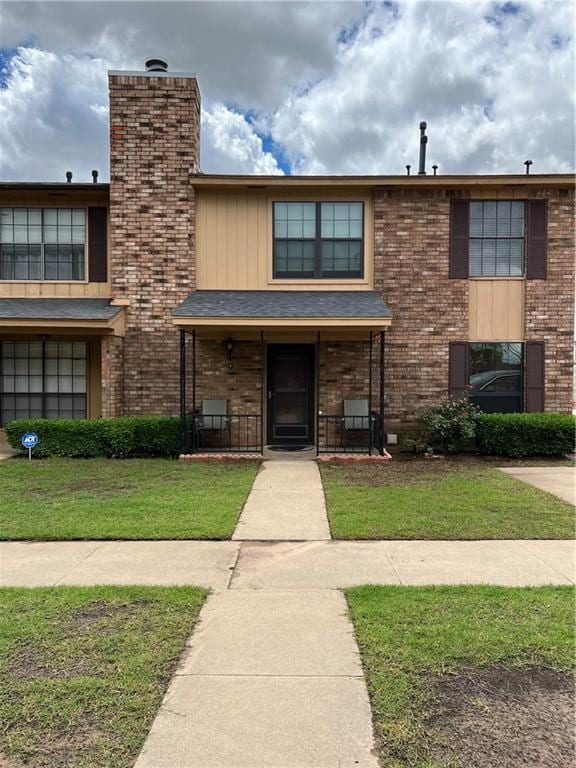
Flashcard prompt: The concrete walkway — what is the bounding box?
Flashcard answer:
[500,466,575,505]
[232,461,331,541]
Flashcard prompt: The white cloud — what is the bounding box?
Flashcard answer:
[0,1,573,179]
[0,47,283,180]
[201,105,283,175]
[266,0,575,174]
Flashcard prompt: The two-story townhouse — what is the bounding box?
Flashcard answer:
[1,59,574,455]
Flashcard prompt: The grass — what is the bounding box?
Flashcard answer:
[0,585,206,768]
[346,585,574,767]
[0,458,259,540]
[321,456,575,539]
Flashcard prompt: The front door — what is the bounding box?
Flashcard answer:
[267,344,315,447]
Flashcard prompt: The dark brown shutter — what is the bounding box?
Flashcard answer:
[526,200,547,279]
[449,200,469,278]
[88,207,108,282]
[449,342,469,399]
[525,341,545,412]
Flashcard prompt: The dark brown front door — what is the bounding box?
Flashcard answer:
[267,344,315,447]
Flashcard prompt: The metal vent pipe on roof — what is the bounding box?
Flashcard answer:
[145,58,168,72]
[91,170,98,183]
[65,171,72,183]
[417,122,428,175]
[524,160,533,175]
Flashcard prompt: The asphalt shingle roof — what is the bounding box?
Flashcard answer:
[173,290,391,319]
[0,298,123,321]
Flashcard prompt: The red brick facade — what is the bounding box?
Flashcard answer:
[98,68,573,443]
[107,71,200,415]
[373,188,469,430]
[525,188,575,413]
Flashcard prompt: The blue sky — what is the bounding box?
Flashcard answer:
[0,1,574,181]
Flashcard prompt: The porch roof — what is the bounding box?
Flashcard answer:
[0,298,125,335]
[173,290,392,329]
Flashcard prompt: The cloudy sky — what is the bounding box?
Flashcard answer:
[0,0,574,181]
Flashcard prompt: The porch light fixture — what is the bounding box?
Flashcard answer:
[225,337,235,371]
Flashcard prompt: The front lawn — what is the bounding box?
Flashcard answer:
[0,586,206,768]
[346,585,574,768]
[0,458,259,540]
[321,457,574,539]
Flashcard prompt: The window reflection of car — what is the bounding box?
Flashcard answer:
[470,370,522,393]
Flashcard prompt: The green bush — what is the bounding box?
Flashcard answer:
[4,416,181,459]
[421,393,482,454]
[476,413,576,458]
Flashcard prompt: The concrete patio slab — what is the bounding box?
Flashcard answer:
[134,675,378,768]
[53,541,239,590]
[0,541,102,587]
[231,541,401,589]
[232,489,330,541]
[178,590,361,676]
[251,460,323,491]
[500,466,575,505]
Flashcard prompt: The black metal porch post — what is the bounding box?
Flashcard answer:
[368,331,373,455]
[379,331,385,456]
[191,329,197,453]
[316,331,320,453]
[260,330,265,453]
[179,330,187,455]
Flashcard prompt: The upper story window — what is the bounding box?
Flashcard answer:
[0,208,86,281]
[469,201,525,277]
[273,202,364,279]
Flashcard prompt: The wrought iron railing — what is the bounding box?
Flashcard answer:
[317,412,383,455]
[183,413,262,454]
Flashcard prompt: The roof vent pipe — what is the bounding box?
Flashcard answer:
[524,160,533,175]
[417,122,428,175]
[432,164,438,176]
[65,171,72,183]
[406,164,411,176]
[91,170,98,183]
[145,58,168,72]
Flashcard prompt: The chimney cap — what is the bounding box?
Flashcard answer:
[145,58,168,72]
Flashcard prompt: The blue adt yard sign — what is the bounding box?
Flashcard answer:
[21,431,39,460]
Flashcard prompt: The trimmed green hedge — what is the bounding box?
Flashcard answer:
[4,416,181,458]
[476,413,575,458]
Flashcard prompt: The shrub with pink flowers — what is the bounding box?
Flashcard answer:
[421,392,482,454]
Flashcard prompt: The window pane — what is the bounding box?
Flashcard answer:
[14,209,27,225]
[43,209,57,225]
[468,201,525,277]
[58,209,71,225]
[274,220,287,238]
[470,343,523,393]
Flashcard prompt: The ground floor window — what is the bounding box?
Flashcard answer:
[0,341,87,424]
[469,342,523,412]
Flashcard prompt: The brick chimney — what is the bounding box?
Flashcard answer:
[106,60,200,416]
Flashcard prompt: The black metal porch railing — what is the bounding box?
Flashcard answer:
[183,413,262,454]
[317,412,383,455]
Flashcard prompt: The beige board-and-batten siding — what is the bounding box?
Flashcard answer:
[195,188,374,290]
[469,279,524,341]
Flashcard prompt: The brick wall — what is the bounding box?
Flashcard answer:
[373,188,469,432]
[525,188,575,412]
[106,71,200,415]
